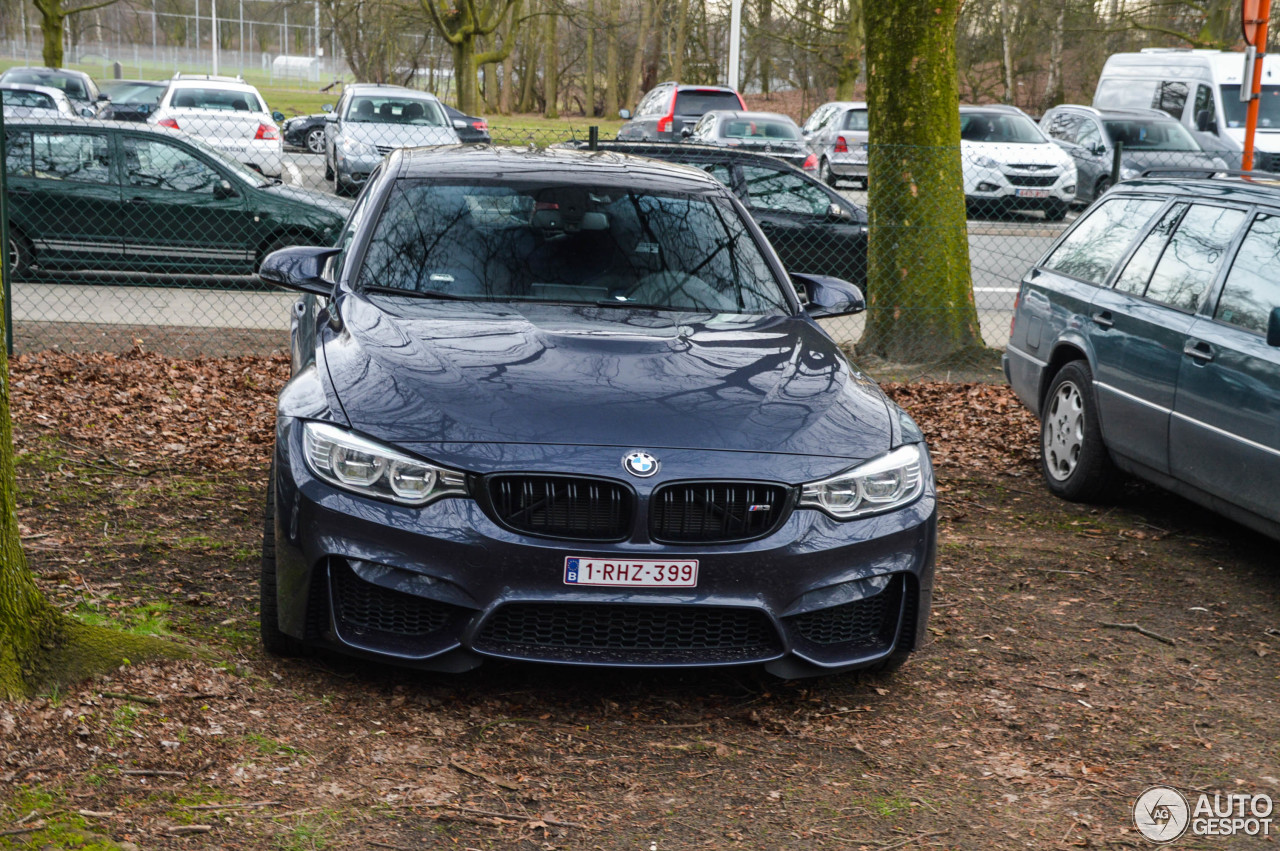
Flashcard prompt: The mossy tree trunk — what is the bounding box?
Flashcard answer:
[421,0,523,114]
[34,0,121,68]
[861,0,981,363]
[543,9,558,118]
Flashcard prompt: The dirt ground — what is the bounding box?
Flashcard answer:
[2,351,1277,850]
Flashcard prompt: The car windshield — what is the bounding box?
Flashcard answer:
[170,87,266,112]
[674,90,741,115]
[721,118,800,141]
[102,82,164,105]
[1220,84,1280,129]
[961,112,1046,143]
[1102,119,1201,150]
[347,96,446,126]
[358,179,789,314]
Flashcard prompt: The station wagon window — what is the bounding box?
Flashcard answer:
[1046,113,1080,143]
[4,131,32,177]
[1215,213,1280,335]
[123,137,221,193]
[1194,84,1216,128]
[1076,120,1102,150]
[5,90,56,111]
[841,109,868,131]
[1041,197,1163,284]
[1114,203,1185,296]
[31,131,112,184]
[1143,204,1246,312]
[741,165,830,216]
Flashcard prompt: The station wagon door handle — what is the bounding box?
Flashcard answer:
[1183,340,1215,363]
[1090,310,1114,329]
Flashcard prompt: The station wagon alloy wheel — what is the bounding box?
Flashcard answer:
[1043,379,1085,481]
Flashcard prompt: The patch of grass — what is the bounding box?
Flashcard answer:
[72,601,174,637]
[0,786,119,850]
[107,703,144,747]
[275,812,337,851]
[864,793,914,818]
[245,732,302,757]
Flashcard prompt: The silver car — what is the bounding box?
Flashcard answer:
[323,84,459,196]
[684,110,815,173]
[0,83,85,119]
[802,101,869,188]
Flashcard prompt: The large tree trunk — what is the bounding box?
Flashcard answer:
[862,0,981,363]
[1043,0,1066,110]
[36,4,65,68]
[999,0,1013,103]
[603,0,619,117]
[543,9,558,117]
[671,0,690,83]
[500,50,514,114]
[452,40,480,114]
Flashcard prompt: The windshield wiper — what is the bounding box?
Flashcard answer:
[593,299,673,310]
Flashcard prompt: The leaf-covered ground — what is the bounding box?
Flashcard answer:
[3,351,1277,850]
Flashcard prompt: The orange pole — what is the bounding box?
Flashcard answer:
[1244,0,1272,172]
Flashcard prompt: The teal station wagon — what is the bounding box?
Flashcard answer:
[4,118,350,276]
[1005,174,1280,540]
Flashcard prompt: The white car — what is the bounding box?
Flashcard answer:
[0,83,85,119]
[147,74,284,178]
[960,104,1078,220]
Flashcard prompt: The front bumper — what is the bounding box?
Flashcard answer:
[269,433,937,678]
[964,164,1075,209]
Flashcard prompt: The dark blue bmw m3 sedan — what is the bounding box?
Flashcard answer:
[259,145,937,678]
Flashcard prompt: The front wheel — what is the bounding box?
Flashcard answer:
[1094,176,1113,201]
[1043,200,1068,221]
[8,231,32,278]
[1040,361,1118,502]
[305,127,325,155]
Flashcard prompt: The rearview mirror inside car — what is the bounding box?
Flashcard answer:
[1268,307,1280,347]
[791,272,865,318]
[259,246,341,297]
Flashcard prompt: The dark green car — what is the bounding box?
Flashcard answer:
[3,118,350,277]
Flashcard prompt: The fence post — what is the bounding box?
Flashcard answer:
[588,126,598,151]
[0,89,11,357]
[1111,141,1123,186]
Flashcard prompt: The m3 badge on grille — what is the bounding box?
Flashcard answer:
[622,451,659,477]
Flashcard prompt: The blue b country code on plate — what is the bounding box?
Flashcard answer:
[564,557,698,587]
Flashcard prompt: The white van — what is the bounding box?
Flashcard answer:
[1093,49,1280,165]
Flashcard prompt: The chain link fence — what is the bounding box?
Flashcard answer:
[0,96,1241,376]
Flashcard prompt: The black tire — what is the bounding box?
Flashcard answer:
[8,230,32,278]
[305,127,325,155]
[819,157,838,187]
[324,158,334,181]
[1040,360,1118,502]
[1094,176,1113,201]
[260,463,311,657]
[1043,200,1068,222]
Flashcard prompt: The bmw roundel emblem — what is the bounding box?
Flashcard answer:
[623,451,660,478]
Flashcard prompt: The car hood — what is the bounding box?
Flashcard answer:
[319,295,894,461]
[260,183,352,219]
[962,140,1073,168]
[339,123,459,147]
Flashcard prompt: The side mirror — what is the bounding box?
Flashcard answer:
[619,108,632,120]
[97,92,110,101]
[681,127,692,138]
[1091,143,1107,156]
[791,272,865,318]
[80,107,96,117]
[826,202,851,221]
[272,110,285,122]
[324,113,337,123]
[213,179,237,201]
[321,103,334,113]
[259,246,341,296]
[1268,307,1280,347]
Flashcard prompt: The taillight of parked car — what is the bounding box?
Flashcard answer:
[802,153,818,171]
[158,118,180,130]
[255,123,280,141]
[656,93,677,133]
[1010,288,1021,337]
[834,136,849,153]
[472,119,488,132]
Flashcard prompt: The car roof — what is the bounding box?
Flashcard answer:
[168,78,260,92]
[348,84,439,98]
[814,101,867,110]
[1,66,91,80]
[392,145,730,191]
[1049,104,1173,121]
[960,103,1026,115]
[0,82,67,98]
[1117,174,1280,204]
[2,116,194,138]
[571,140,818,174]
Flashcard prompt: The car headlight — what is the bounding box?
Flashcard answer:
[799,444,927,519]
[301,421,466,506]
[973,155,1000,169]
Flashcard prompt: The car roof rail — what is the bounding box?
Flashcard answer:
[172,72,247,83]
[1138,167,1280,180]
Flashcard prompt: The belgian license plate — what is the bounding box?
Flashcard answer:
[564,557,698,587]
[1016,188,1051,198]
